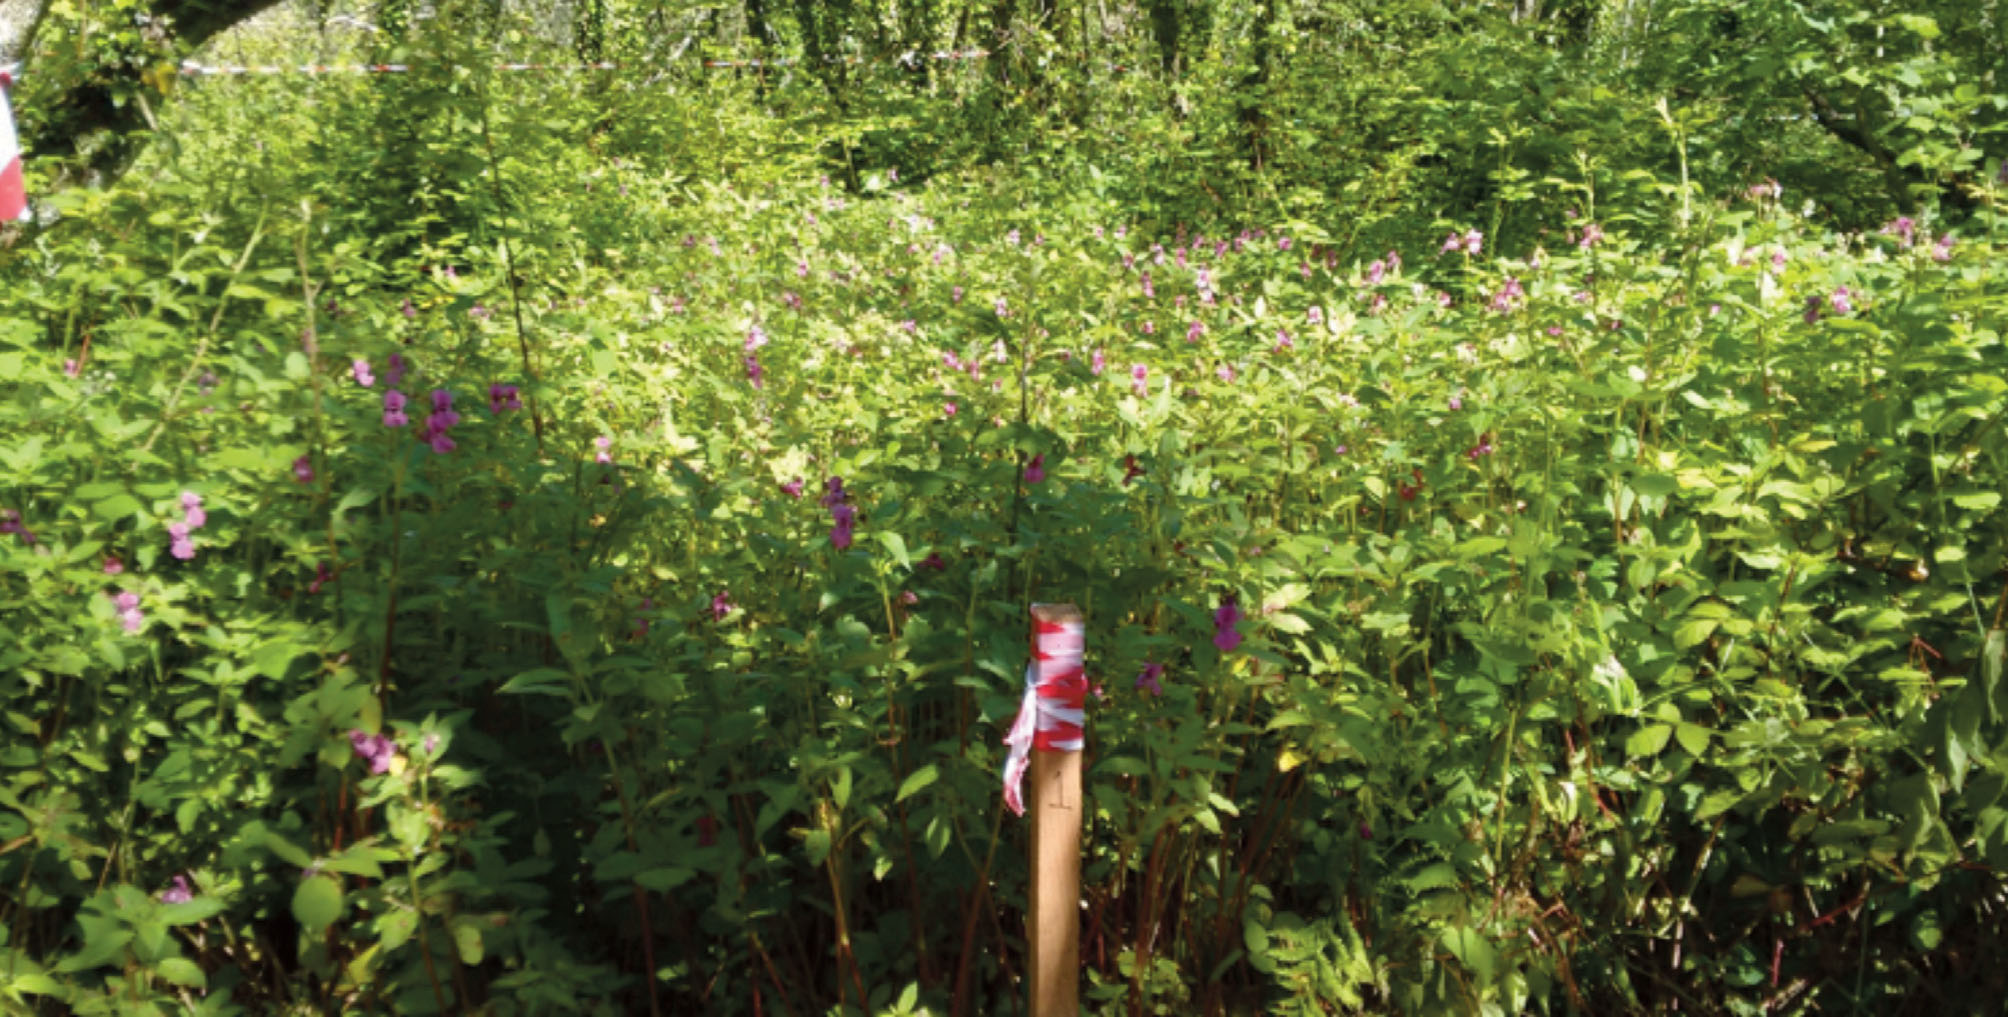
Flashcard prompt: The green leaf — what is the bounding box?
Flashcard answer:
[155,956,207,989]
[636,867,693,891]
[451,920,485,966]
[896,764,939,803]
[291,876,344,933]
[1674,723,1712,757]
[1626,724,1674,759]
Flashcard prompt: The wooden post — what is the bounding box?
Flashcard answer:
[1029,745,1082,1016]
[1027,603,1084,1017]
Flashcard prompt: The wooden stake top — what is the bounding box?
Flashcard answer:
[1030,602,1082,626]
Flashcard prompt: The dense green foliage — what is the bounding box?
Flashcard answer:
[3,1,2007,1014]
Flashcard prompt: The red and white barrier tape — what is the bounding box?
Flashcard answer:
[0,70,27,222]
[0,51,990,80]
[1003,605,1086,817]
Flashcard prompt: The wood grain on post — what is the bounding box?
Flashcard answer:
[1028,602,1082,1017]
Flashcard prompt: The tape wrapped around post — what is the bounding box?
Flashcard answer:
[1003,604,1086,816]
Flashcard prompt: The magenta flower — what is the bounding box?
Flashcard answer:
[782,477,805,498]
[944,402,957,418]
[745,354,765,389]
[308,561,333,594]
[712,591,733,620]
[1932,234,1955,262]
[63,358,78,377]
[594,436,613,464]
[1185,320,1205,343]
[382,390,409,428]
[293,455,314,484]
[1140,272,1154,299]
[400,298,416,319]
[428,430,456,454]
[352,359,375,387]
[1216,363,1236,383]
[103,555,123,576]
[1366,259,1386,285]
[1213,597,1243,653]
[1830,287,1853,315]
[348,729,396,775]
[821,477,849,508]
[1131,363,1148,397]
[159,875,193,904]
[830,502,856,550]
[488,383,522,413]
[1277,236,1292,252]
[1440,232,1462,254]
[386,353,408,387]
[180,491,206,530]
[1578,223,1604,249]
[1448,395,1463,411]
[922,552,946,571]
[1024,454,1046,484]
[1091,349,1105,376]
[1136,661,1165,696]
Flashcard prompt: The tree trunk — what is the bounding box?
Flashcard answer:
[13,0,288,185]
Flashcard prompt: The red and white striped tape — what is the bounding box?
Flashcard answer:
[1003,606,1087,816]
[0,70,26,222]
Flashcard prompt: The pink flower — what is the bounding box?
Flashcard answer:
[1448,395,1463,411]
[352,359,375,387]
[385,353,408,387]
[594,436,613,464]
[995,296,1009,318]
[1366,260,1386,285]
[488,383,522,413]
[1130,363,1148,397]
[401,298,416,319]
[1830,287,1853,315]
[745,324,767,352]
[1932,234,1955,262]
[1024,454,1046,484]
[1091,349,1105,376]
[1306,306,1323,325]
[782,477,805,498]
[1577,223,1604,249]
[1216,363,1235,383]
[348,729,396,775]
[922,552,946,571]
[382,390,409,428]
[1213,597,1243,653]
[1464,230,1483,255]
[159,875,192,904]
[1185,320,1205,343]
[1136,662,1164,696]
[180,491,206,530]
[103,556,123,576]
[113,590,144,633]
[63,358,78,377]
[745,354,764,389]
[1277,236,1292,252]
[944,402,957,418]
[293,455,314,484]
[712,591,733,620]
[167,521,195,561]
